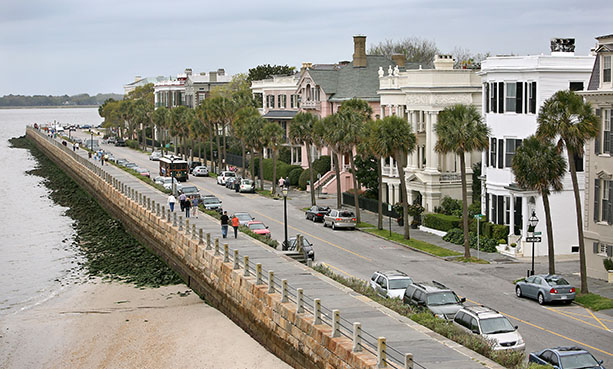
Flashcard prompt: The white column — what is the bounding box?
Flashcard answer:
[509,194,515,236]
[431,112,439,172]
[380,106,385,118]
[425,112,435,172]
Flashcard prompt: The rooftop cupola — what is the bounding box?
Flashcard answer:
[550,38,575,56]
[433,54,454,70]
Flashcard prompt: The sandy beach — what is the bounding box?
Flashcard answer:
[0,280,291,369]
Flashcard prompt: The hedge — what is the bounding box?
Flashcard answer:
[423,213,461,232]
[443,228,499,253]
[288,167,304,186]
[252,158,298,182]
[312,155,331,175]
[298,169,310,190]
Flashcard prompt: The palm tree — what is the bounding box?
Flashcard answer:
[197,99,217,173]
[373,116,417,239]
[244,115,266,184]
[360,119,384,229]
[152,107,168,154]
[536,90,599,293]
[234,106,259,177]
[321,114,344,209]
[289,112,318,206]
[169,106,189,156]
[512,136,567,274]
[435,104,490,258]
[263,122,285,195]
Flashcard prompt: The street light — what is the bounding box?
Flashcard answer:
[89,129,94,152]
[171,156,176,196]
[528,210,539,277]
[283,186,289,249]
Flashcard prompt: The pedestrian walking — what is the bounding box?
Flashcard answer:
[234,177,241,193]
[72,143,76,151]
[191,197,199,218]
[75,142,79,150]
[220,211,229,238]
[168,194,176,212]
[101,154,105,166]
[179,192,187,212]
[231,214,240,238]
[184,197,191,218]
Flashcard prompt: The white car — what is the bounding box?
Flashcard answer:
[453,306,525,351]
[192,166,209,177]
[216,171,236,185]
[161,177,183,192]
[369,270,414,299]
[239,179,255,193]
[149,151,162,161]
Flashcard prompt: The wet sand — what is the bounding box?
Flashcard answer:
[0,280,291,369]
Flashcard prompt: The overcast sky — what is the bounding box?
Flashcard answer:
[0,0,609,96]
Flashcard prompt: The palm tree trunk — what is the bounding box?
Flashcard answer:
[241,142,246,178]
[334,151,342,209]
[215,124,222,172]
[460,152,471,258]
[198,141,202,164]
[396,153,410,239]
[542,192,555,274]
[190,139,195,163]
[259,148,265,190]
[250,150,255,181]
[307,145,316,206]
[349,154,361,223]
[377,158,383,230]
[208,127,214,172]
[272,150,277,195]
[222,124,227,170]
[568,148,588,293]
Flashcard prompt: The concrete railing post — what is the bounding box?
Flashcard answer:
[255,263,262,285]
[223,243,229,262]
[206,233,211,250]
[214,238,219,255]
[297,234,303,253]
[147,198,151,211]
[233,250,239,269]
[185,219,190,234]
[281,279,288,303]
[352,323,362,352]
[314,298,321,325]
[167,209,171,223]
[377,337,387,368]
[192,224,197,239]
[404,353,413,369]
[157,203,161,217]
[139,193,142,206]
[199,229,204,244]
[243,256,249,277]
[268,271,275,293]
[173,212,177,226]
[332,310,340,337]
[307,259,312,267]
[179,216,183,231]
[297,288,304,314]
[151,200,156,213]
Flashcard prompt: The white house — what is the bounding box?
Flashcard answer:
[480,38,594,257]
[378,54,482,211]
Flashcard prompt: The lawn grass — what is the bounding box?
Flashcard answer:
[575,292,613,311]
[364,228,461,257]
[256,189,278,199]
[356,221,375,228]
[452,256,490,264]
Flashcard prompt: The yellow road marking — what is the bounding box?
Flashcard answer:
[253,210,372,261]
[544,307,610,332]
[586,307,610,331]
[320,262,357,279]
[548,308,613,323]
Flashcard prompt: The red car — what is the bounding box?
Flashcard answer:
[247,221,270,238]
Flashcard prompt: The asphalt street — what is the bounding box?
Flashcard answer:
[84,133,613,367]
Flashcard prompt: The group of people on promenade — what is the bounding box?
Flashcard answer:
[167,193,199,219]
[220,211,240,239]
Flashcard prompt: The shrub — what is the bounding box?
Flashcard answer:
[239,225,279,249]
[260,158,293,182]
[423,213,461,231]
[288,167,304,186]
[298,169,310,190]
[439,196,462,216]
[443,228,464,244]
[279,146,291,164]
[604,258,613,271]
[126,139,139,150]
[498,239,507,245]
[312,155,331,175]
[444,228,499,253]
[491,224,509,243]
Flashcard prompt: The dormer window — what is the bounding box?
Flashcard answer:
[604,55,611,83]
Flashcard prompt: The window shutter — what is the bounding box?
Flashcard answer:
[484,83,490,113]
[516,82,523,114]
[498,139,504,168]
[595,132,601,155]
[594,178,600,222]
[498,82,504,113]
[491,82,497,113]
[593,242,599,254]
[490,138,496,167]
[608,180,613,225]
[609,130,613,155]
[530,82,537,114]
[607,245,613,258]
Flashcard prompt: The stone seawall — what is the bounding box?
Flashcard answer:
[26,128,380,369]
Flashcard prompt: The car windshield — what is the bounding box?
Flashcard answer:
[242,180,253,185]
[237,214,252,221]
[249,223,266,230]
[426,292,459,306]
[389,278,413,290]
[339,211,355,218]
[182,186,198,193]
[559,352,599,369]
[479,317,515,335]
[203,198,220,204]
[546,277,570,286]
[226,172,236,177]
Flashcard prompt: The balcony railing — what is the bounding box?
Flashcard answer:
[301,100,320,109]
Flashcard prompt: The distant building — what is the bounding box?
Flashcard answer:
[184,68,233,108]
[124,76,166,95]
[154,72,188,109]
[378,54,482,211]
[579,34,613,281]
[480,38,594,258]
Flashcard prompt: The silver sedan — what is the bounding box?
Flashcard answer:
[323,209,357,230]
[515,274,576,305]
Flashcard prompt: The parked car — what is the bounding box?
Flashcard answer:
[305,206,331,222]
[189,161,203,173]
[529,347,605,369]
[81,124,92,129]
[192,166,209,177]
[239,179,255,193]
[515,274,576,305]
[323,209,357,230]
[124,162,138,169]
[161,177,183,192]
[216,171,236,185]
[453,305,525,351]
[116,159,128,166]
[153,176,165,185]
[247,221,270,238]
[369,270,414,299]
[403,281,466,320]
[180,185,201,203]
[149,151,162,161]
[135,167,150,178]
[107,137,116,144]
[233,212,254,225]
[201,196,222,211]
[282,236,315,260]
[114,138,126,147]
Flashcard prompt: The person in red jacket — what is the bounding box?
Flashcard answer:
[231,214,240,239]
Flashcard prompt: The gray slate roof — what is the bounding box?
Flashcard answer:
[263,110,298,120]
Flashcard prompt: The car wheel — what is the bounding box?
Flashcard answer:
[332,222,336,230]
[538,293,545,305]
[564,300,573,305]
[515,286,522,298]
[305,214,310,220]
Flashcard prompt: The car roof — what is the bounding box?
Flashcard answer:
[247,221,264,225]
[460,305,502,319]
[547,346,591,356]
[411,281,453,293]
[376,270,409,278]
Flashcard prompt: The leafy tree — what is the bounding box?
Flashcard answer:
[234,106,260,177]
[247,64,296,82]
[360,119,385,229]
[435,104,490,257]
[321,114,344,209]
[368,37,439,67]
[289,112,318,206]
[262,122,285,194]
[354,154,378,198]
[373,116,417,239]
[536,90,599,293]
[244,115,266,187]
[152,107,169,154]
[512,136,566,274]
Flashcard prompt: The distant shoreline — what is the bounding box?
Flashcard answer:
[0,105,100,109]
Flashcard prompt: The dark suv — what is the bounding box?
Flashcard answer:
[403,281,465,320]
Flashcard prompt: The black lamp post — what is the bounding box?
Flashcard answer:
[283,186,289,248]
[89,129,94,151]
[171,156,176,196]
[528,210,539,276]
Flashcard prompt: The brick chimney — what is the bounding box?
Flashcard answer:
[391,54,406,67]
[301,62,313,72]
[433,54,454,70]
[353,35,367,68]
